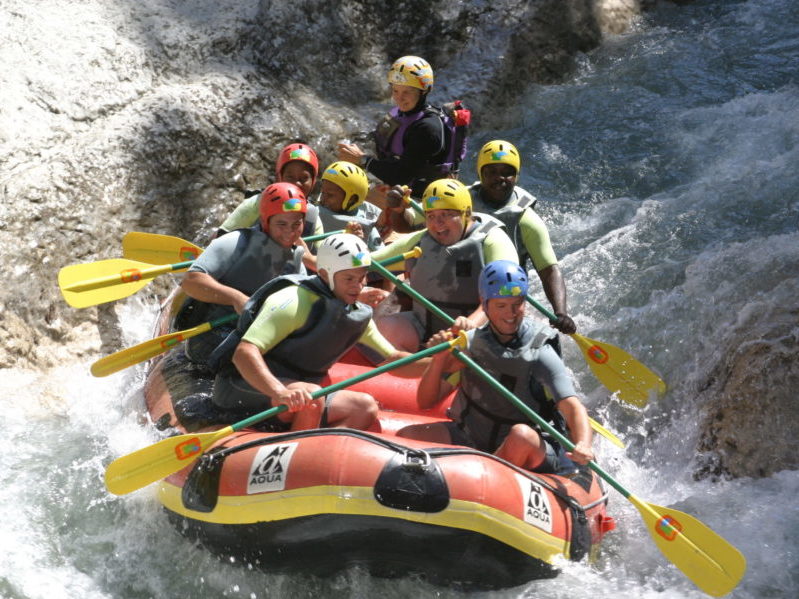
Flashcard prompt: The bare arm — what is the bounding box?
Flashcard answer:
[416,334,463,409]
[232,341,313,411]
[557,396,594,464]
[537,264,576,334]
[181,271,249,314]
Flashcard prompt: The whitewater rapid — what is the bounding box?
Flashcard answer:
[2,1,798,598]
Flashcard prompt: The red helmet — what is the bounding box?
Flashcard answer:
[259,182,307,225]
[275,143,319,185]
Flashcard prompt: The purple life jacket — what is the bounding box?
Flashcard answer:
[374,101,471,180]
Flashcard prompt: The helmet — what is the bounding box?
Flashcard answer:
[259,182,307,225]
[275,143,319,184]
[387,56,434,92]
[477,140,521,184]
[478,260,528,307]
[421,179,472,214]
[321,161,369,211]
[317,233,371,291]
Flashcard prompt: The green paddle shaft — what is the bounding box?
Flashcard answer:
[452,348,745,597]
[104,338,458,495]
[230,339,455,432]
[302,229,343,243]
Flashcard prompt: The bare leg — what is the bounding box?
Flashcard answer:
[396,422,452,444]
[495,424,547,470]
[375,312,421,352]
[325,391,379,430]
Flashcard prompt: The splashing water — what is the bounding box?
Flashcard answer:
[3,1,798,597]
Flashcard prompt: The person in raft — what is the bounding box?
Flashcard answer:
[318,161,384,252]
[369,178,518,352]
[469,140,576,334]
[176,182,308,366]
[211,234,428,432]
[337,56,452,233]
[216,142,324,261]
[397,260,594,474]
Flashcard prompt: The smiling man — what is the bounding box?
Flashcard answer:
[369,179,519,351]
[469,140,576,335]
[177,182,308,366]
[397,260,593,474]
[210,234,426,432]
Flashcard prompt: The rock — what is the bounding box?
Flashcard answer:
[2,0,642,370]
[695,314,799,479]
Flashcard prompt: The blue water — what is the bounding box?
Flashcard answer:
[3,1,798,597]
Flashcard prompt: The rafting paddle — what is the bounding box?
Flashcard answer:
[369,257,624,449]
[89,250,420,377]
[122,232,203,265]
[62,230,348,309]
[90,313,238,377]
[122,230,343,265]
[525,296,666,408]
[451,348,745,597]
[104,336,465,496]
[59,258,194,308]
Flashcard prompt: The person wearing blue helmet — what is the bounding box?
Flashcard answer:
[397,260,594,473]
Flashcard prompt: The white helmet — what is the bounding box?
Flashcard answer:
[317,233,371,291]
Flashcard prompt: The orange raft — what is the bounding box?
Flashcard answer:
[143,310,615,589]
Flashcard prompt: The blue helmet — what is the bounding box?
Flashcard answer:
[478,260,528,306]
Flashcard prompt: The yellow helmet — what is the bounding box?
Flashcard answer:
[421,179,472,215]
[477,140,521,184]
[387,56,434,92]
[321,161,369,211]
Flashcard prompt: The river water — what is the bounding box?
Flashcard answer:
[3,1,798,597]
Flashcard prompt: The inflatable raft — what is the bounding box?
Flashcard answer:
[142,299,615,590]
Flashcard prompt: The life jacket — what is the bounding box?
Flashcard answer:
[469,183,538,265]
[174,226,304,330]
[405,216,498,338]
[374,101,471,183]
[210,274,372,382]
[451,319,567,452]
[317,201,384,250]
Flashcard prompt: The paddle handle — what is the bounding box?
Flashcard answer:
[302,229,344,243]
[369,258,453,324]
[451,349,630,497]
[229,339,457,433]
[525,295,557,322]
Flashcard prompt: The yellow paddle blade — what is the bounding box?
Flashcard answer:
[59,259,154,308]
[122,231,203,264]
[571,333,666,408]
[105,427,233,495]
[91,321,213,377]
[589,417,625,449]
[629,495,746,597]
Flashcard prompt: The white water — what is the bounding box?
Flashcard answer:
[3,1,799,597]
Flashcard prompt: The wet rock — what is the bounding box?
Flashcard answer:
[2,0,642,369]
[695,307,799,480]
